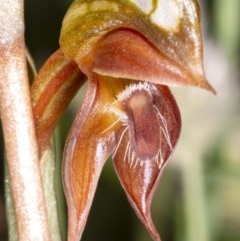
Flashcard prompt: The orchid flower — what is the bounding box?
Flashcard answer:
[31,1,215,241]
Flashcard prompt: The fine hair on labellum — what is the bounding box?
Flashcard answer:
[109,82,173,168]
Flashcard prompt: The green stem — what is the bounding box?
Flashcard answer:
[213,0,240,59]
[40,142,62,241]
[5,160,18,241]
[180,149,209,241]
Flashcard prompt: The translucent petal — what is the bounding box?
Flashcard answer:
[92,29,215,92]
[31,49,85,155]
[63,74,129,241]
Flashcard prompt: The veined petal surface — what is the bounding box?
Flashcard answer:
[63,74,130,241]
[31,49,85,155]
[91,29,214,91]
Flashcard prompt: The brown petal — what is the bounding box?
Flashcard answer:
[91,29,215,93]
[31,49,86,156]
[113,85,181,241]
[63,74,129,241]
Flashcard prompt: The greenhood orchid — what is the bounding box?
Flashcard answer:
[31,1,215,241]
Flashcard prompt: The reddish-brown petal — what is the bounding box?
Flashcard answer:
[31,49,86,156]
[113,85,181,241]
[63,74,130,241]
[91,29,215,93]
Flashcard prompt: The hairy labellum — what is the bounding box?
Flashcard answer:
[116,83,161,162]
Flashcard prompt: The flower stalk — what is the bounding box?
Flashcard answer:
[0,0,51,240]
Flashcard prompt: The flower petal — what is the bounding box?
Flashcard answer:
[63,74,129,241]
[91,29,215,93]
[113,85,181,241]
[31,49,86,156]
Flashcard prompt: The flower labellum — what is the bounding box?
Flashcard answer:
[115,82,170,163]
[121,84,162,161]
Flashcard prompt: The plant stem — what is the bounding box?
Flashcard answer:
[180,149,210,241]
[5,161,18,241]
[40,143,62,241]
[0,0,51,240]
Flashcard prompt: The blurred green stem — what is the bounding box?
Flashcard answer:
[5,161,18,241]
[213,0,240,59]
[180,149,210,241]
[55,124,68,241]
[40,143,62,241]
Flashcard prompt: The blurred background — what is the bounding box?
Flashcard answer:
[0,0,240,240]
